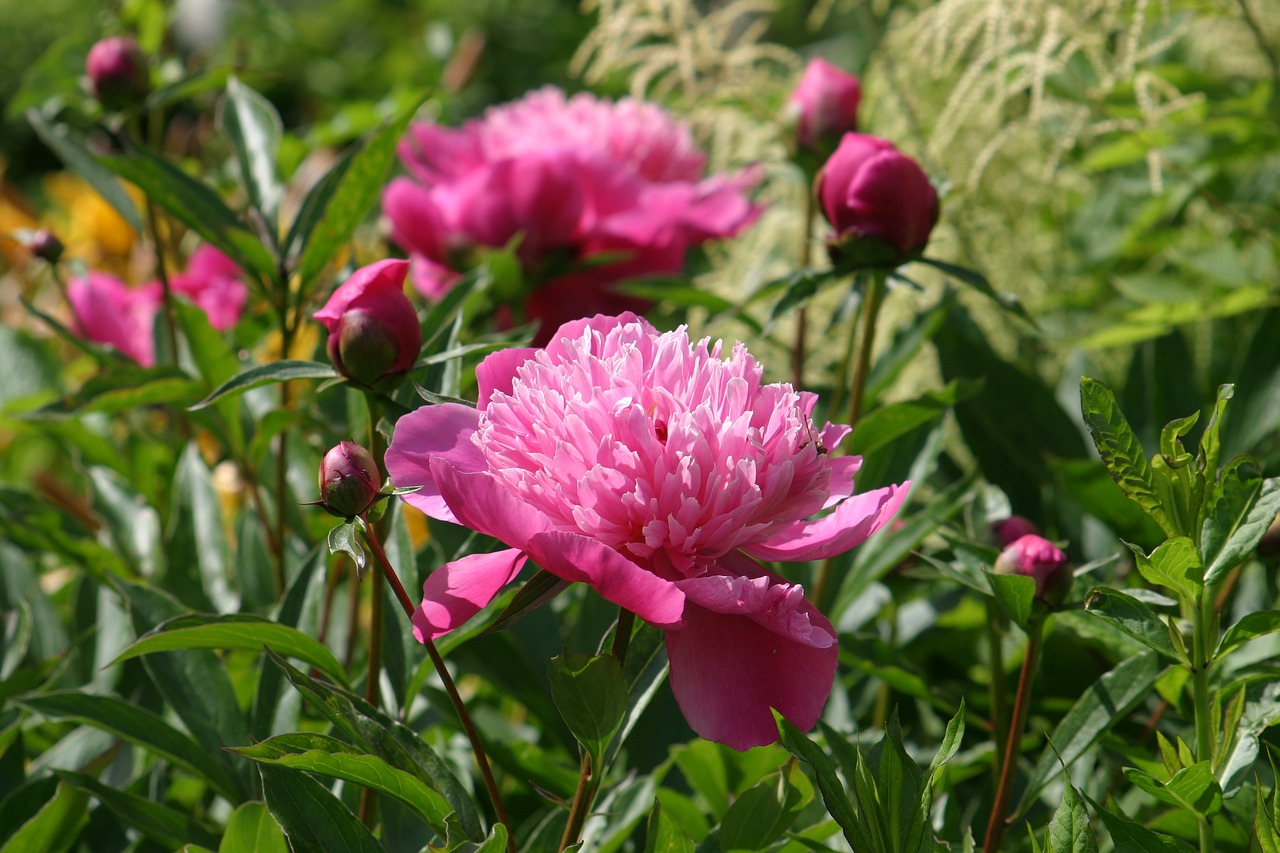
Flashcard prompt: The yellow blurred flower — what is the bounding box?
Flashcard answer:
[42,172,142,274]
[0,181,38,267]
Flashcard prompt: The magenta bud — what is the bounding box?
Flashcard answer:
[27,229,64,264]
[992,515,1039,548]
[787,58,861,151]
[994,534,1071,606]
[86,37,150,111]
[319,441,381,518]
[313,260,422,387]
[817,133,938,269]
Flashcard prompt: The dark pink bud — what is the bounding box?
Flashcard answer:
[27,229,64,264]
[992,515,1039,548]
[319,441,381,518]
[86,37,150,111]
[817,133,938,268]
[313,260,422,386]
[787,58,861,150]
[994,534,1070,606]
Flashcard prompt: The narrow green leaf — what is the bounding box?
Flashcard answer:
[548,652,628,762]
[1080,377,1176,536]
[987,571,1038,632]
[917,257,1033,322]
[485,570,571,634]
[1084,588,1181,661]
[35,364,204,416]
[109,614,348,687]
[1256,783,1280,853]
[1123,762,1222,818]
[775,713,874,853]
[221,77,283,221]
[234,733,452,840]
[1197,384,1234,480]
[53,769,218,849]
[296,93,429,288]
[284,148,354,260]
[604,622,670,767]
[0,780,87,853]
[719,773,790,852]
[219,802,288,853]
[929,699,966,777]
[1201,465,1280,585]
[451,824,509,853]
[851,379,983,457]
[190,360,338,410]
[13,692,241,801]
[1021,652,1165,804]
[1094,804,1191,852]
[766,269,839,325]
[27,109,142,233]
[1047,777,1098,853]
[258,764,384,853]
[644,799,693,853]
[1126,537,1202,601]
[1216,610,1280,658]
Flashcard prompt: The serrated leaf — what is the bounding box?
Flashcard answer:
[1126,537,1202,601]
[190,360,338,410]
[1201,463,1280,585]
[234,733,453,840]
[1084,588,1182,661]
[221,76,283,221]
[109,614,348,687]
[258,764,383,853]
[548,652,627,762]
[1080,377,1177,536]
[1048,778,1098,853]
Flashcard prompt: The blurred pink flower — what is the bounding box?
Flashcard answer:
[67,271,162,366]
[383,88,761,341]
[170,245,248,332]
[385,313,908,750]
[787,58,861,150]
[86,36,150,110]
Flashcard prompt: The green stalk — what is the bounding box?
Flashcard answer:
[847,268,887,429]
[987,602,1009,783]
[1191,589,1215,853]
[983,618,1044,853]
[792,191,815,390]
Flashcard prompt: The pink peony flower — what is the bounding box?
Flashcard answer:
[994,534,1070,605]
[67,271,162,366]
[818,133,938,266]
[383,88,761,341]
[313,259,422,386]
[385,313,908,750]
[170,246,248,332]
[787,58,861,150]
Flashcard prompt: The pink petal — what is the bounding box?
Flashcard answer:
[430,460,554,548]
[476,347,539,408]
[666,563,837,750]
[745,481,909,562]
[385,403,485,523]
[524,531,685,628]
[413,548,528,641]
[383,178,450,263]
[823,455,862,508]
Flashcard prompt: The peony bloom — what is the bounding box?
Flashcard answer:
[313,259,422,386]
[787,58,861,150]
[383,88,760,342]
[86,36,150,111]
[67,272,162,366]
[385,313,908,750]
[994,534,1070,605]
[170,245,248,332]
[818,133,938,267]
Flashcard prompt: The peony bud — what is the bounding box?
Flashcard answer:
[313,259,422,387]
[787,58,861,151]
[319,441,382,519]
[818,133,938,269]
[28,229,64,264]
[86,36,150,111]
[992,515,1039,548]
[994,534,1071,606]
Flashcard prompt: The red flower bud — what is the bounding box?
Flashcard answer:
[313,260,422,387]
[817,133,938,268]
[994,534,1071,606]
[86,37,150,111]
[27,229,64,264]
[992,515,1039,548]
[319,441,382,518]
[787,58,861,150]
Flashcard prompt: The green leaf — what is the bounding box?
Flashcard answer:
[1084,588,1182,661]
[765,269,840,325]
[929,699,966,778]
[1216,610,1280,658]
[283,147,354,261]
[1201,463,1280,585]
[0,780,87,853]
[234,733,453,840]
[644,799,693,853]
[267,650,484,841]
[987,571,1038,632]
[1123,762,1223,818]
[1080,377,1177,536]
[1126,537,1202,601]
[1197,385,1233,484]
[220,802,289,853]
[851,379,983,457]
[775,713,874,853]
[257,764,384,853]
[27,108,142,233]
[296,93,429,288]
[190,360,339,410]
[1021,652,1165,805]
[1094,804,1191,852]
[451,824,509,853]
[719,772,794,852]
[109,613,348,687]
[547,652,628,762]
[603,622,671,767]
[99,146,276,282]
[485,570,571,635]
[327,521,367,575]
[1257,783,1280,853]
[13,692,242,801]
[1047,777,1098,853]
[917,257,1033,323]
[221,77,283,221]
[52,769,218,849]
[37,364,204,416]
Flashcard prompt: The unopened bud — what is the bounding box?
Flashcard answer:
[25,229,64,264]
[319,441,381,519]
[86,37,150,111]
[992,515,1039,548]
[994,534,1071,606]
[313,260,421,387]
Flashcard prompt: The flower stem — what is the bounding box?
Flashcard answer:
[987,602,1010,784]
[848,268,886,428]
[983,618,1044,853]
[361,518,515,853]
[1191,589,1215,853]
[792,191,815,390]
